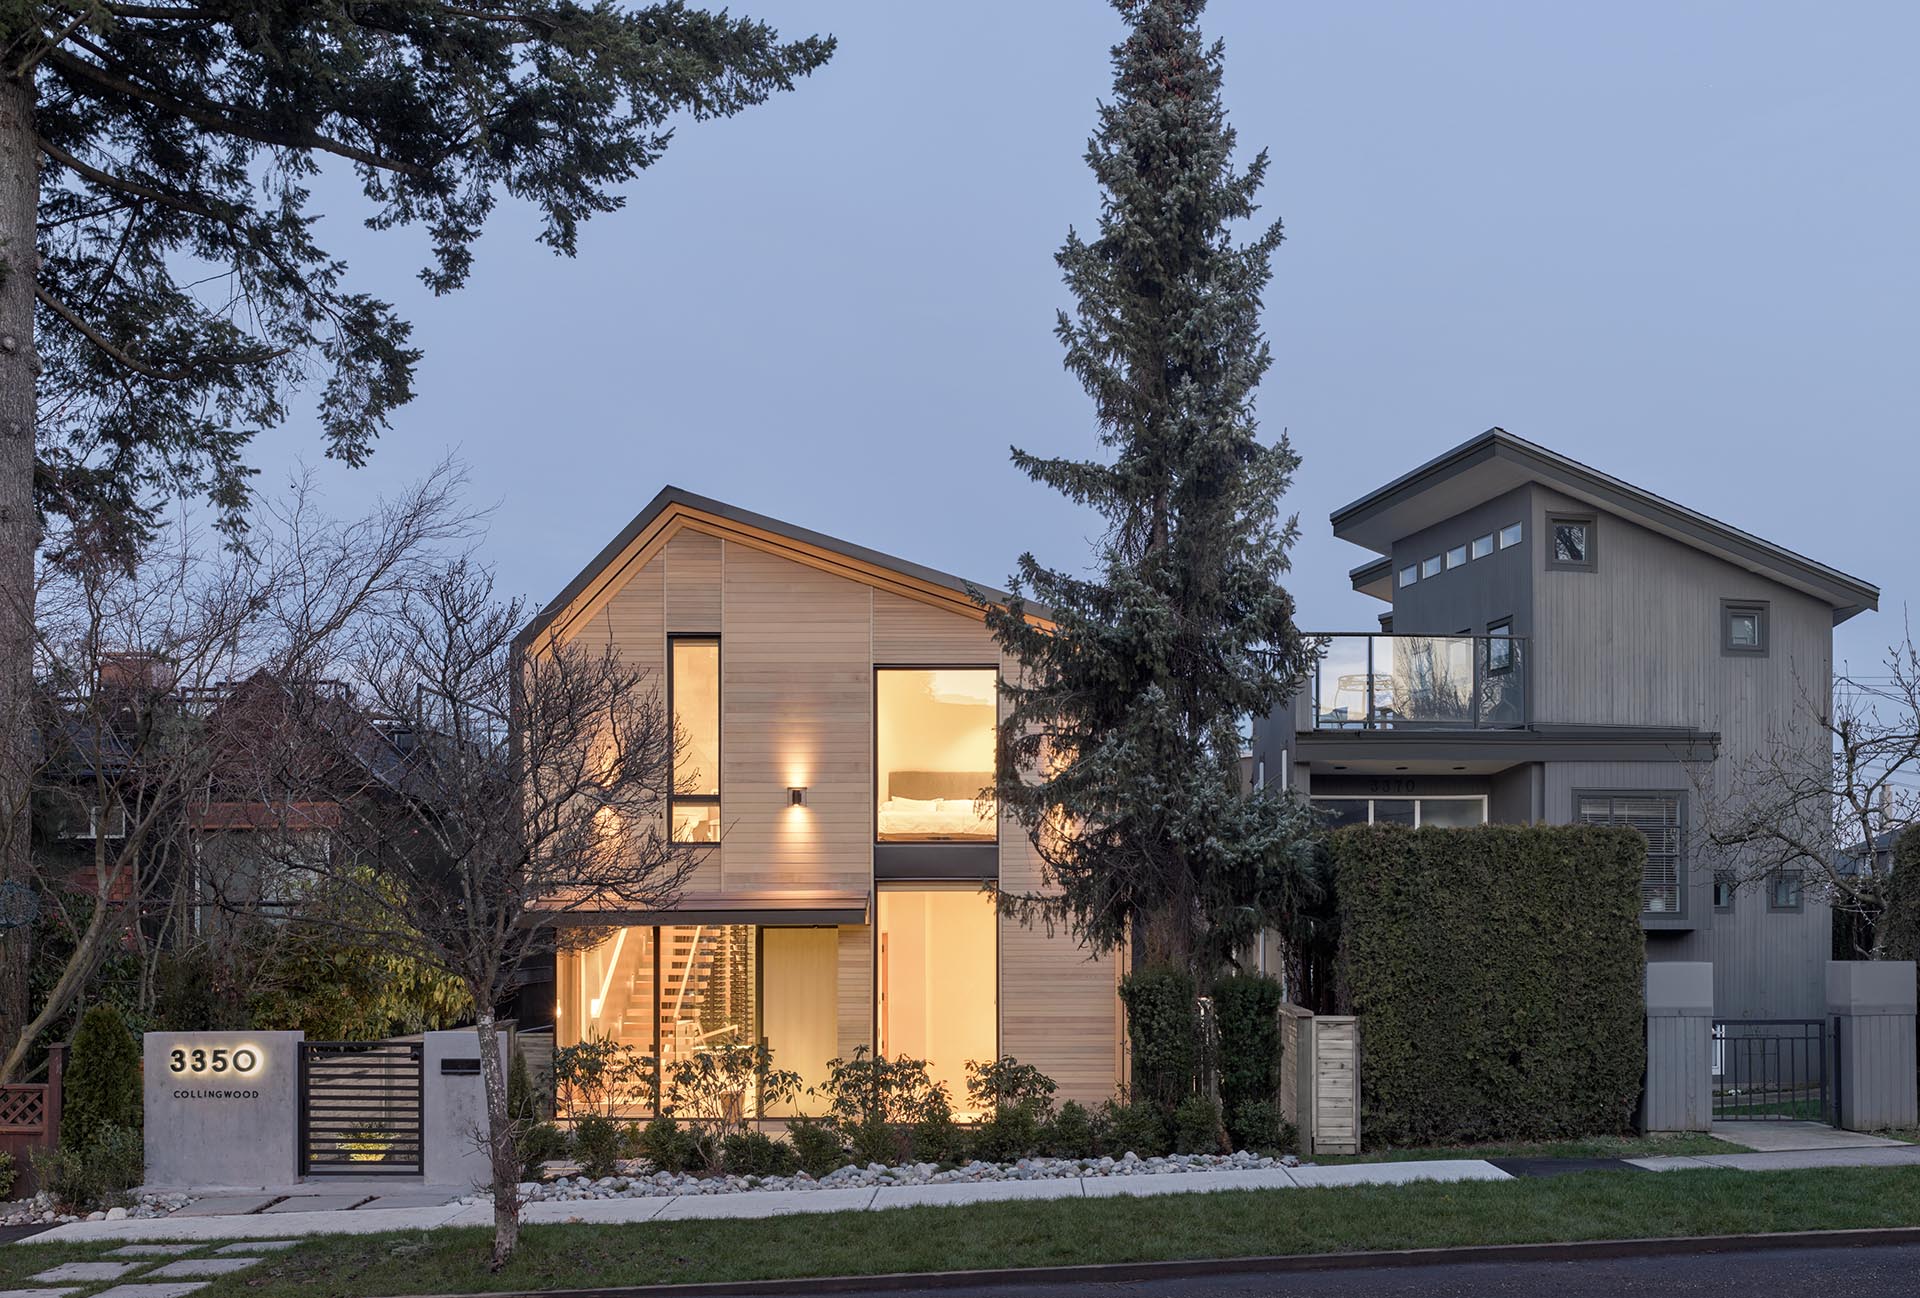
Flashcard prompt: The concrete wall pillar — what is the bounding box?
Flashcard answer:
[1827,961,1918,1132]
[422,1029,510,1190]
[1642,962,1713,1133]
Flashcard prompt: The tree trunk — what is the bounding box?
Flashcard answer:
[475,1007,521,1270]
[0,75,39,1080]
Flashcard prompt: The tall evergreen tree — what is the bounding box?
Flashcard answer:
[0,1,831,1063]
[986,0,1317,977]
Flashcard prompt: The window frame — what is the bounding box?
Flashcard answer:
[1445,544,1468,570]
[1721,599,1771,657]
[1713,870,1736,912]
[1486,617,1514,675]
[1546,514,1597,572]
[1470,533,1495,561]
[1421,554,1443,579]
[667,634,722,846]
[1399,564,1419,588]
[873,663,1001,847]
[1498,522,1524,550]
[1309,795,1490,828]
[1768,867,1804,912]
[1573,788,1688,923]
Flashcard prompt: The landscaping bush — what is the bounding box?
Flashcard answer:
[786,1119,848,1177]
[516,1121,569,1181]
[965,1056,1056,1118]
[846,1116,905,1167]
[1043,1100,1096,1159]
[909,1108,966,1164]
[1172,1095,1224,1154]
[1331,823,1647,1145]
[816,1048,949,1127]
[507,1046,545,1126]
[1228,1098,1287,1155]
[61,1003,141,1152]
[968,1105,1043,1163]
[36,1121,144,1211]
[635,1116,699,1175]
[1098,1098,1170,1158]
[572,1113,623,1178]
[665,1042,802,1165]
[1117,966,1199,1115]
[0,1150,15,1199]
[1213,972,1283,1134]
[721,1131,798,1177]
[553,1032,654,1121]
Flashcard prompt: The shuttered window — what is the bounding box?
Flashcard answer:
[1578,793,1684,915]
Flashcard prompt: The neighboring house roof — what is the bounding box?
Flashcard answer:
[520,485,1041,650]
[1330,428,1879,624]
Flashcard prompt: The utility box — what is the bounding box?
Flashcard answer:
[1279,1004,1360,1156]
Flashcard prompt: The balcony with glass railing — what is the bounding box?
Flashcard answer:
[1302,633,1527,730]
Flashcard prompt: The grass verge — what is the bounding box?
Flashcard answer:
[1311,1132,1747,1164]
[8,1163,1920,1297]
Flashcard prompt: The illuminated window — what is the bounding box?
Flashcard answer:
[877,888,998,1113]
[670,638,720,843]
[875,668,997,842]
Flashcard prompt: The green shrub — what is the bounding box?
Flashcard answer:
[572,1113,623,1178]
[1172,1095,1224,1154]
[634,1116,698,1175]
[1098,1098,1169,1158]
[1877,827,1920,960]
[507,1046,544,1125]
[846,1116,905,1167]
[1228,1098,1286,1154]
[1118,967,1198,1115]
[553,1033,654,1121]
[721,1130,799,1177]
[964,1057,1056,1119]
[786,1119,848,1177]
[1332,823,1647,1145]
[61,1003,141,1152]
[1213,972,1283,1131]
[666,1042,802,1163]
[516,1121,569,1181]
[0,1149,15,1199]
[816,1048,949,1128]
[37,1121,144,1211]
[1043,1100,1096,1159]
[909,1108,965,1164]
[968,1105,1043,1163]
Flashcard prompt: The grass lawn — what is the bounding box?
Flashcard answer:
[1311,1132,1748,1164]
[8,1163,1920,1297]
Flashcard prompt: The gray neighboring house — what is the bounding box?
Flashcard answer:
[1251,428,1880,1021]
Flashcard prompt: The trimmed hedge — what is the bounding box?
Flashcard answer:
[1331,824,1646,1145]
[61,1004,141,1153]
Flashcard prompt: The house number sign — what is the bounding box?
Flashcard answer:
[167,1044,262,1075]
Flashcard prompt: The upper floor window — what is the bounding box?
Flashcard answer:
[1498,522,1523,549]
[1420,554,1443,579]
[1769,868,1803,911]
[1399,564,1419,588]
[670,637,720,843]
[1471,534,1495,561]
[1714,871,1736,911]
[1547,515,1596,571]
[1576,791,1683,916]
[1487,619,1514,674]
[1722,601,1769,657]
[1445,545,1468,570]
[876,668,997,842]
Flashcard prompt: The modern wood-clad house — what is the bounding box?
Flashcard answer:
[1252,428,1880,1023]
[520,489,1119,1112]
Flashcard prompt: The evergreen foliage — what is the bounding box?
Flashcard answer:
[59,1002,140,1153]
[1332,824,1647,1145]
[1116,965,1199,1114]
[1213,971,1283,1131]
[985,0,1317,973]
[1875,827,1920,961]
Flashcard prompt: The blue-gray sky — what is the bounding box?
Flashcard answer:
[262,1,1915,674]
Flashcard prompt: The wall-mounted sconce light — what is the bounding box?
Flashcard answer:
[789,786,808,807]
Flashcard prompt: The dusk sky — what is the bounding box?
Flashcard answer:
[259,1,1915,678]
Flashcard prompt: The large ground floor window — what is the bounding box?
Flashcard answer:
[1310,795,1488,828]
[876,887,997,1116]
[557,922,837,1117]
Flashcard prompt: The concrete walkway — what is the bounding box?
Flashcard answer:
[1708,1121,1906,1153]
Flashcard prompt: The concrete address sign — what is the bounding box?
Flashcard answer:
[144,1030,303,1189]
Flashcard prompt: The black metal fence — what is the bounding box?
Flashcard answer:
[1712,1019,1830,1122]
[299,1040,424,1175]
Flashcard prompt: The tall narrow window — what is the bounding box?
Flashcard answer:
[670,637,720,843]
[1487,619,1513,674]
[1577,792,1684,916]
[875,668,997,842]
[877,888,997,1112]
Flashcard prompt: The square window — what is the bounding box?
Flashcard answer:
[1769,869,1803,911]
[1471,534,1495,560]
[1547,515,1597,570]
[1421,554,1443,579]
[1722,601,1769,656]
[1399,564,1419,588]
[1446,545,1468,570]
[1498,522,1523,549]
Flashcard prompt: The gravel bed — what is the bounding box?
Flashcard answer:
[1,1189,195,1226]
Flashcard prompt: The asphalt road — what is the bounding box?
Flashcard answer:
[804,1244,1920,1298]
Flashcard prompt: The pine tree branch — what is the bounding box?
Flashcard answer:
[39,137,229,223]
[35,283,188,382]
[46,47,432,180]
[14,10,92,78]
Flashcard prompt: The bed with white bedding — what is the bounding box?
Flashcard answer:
[878,772,994,840]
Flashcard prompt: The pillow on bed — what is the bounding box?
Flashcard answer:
[886,796,942,813]
[936,798,975,816]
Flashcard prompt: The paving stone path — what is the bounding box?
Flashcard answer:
[14,1241,291,1298]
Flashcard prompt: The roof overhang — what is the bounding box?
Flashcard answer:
[1349,556,1393,602]
[540,890,871,928]
[1295,724,1720,769]
[1329,429,1879,625]
[519,486,1050,652]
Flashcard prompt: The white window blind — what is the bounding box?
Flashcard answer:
[1578,794,1683,914]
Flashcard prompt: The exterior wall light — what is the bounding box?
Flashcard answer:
[789,786,807,807]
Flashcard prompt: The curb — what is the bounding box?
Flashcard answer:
[401,1226,1920,1297]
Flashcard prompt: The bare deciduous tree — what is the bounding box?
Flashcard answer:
[249,560,697,1268]
[1696,627,1920,955]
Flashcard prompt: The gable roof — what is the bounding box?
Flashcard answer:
[520,486,1034,649]
[1330,428,1879,624]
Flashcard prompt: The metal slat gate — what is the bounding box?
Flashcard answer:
[1711,1019,1833,1122]
[299,1041,424,1176]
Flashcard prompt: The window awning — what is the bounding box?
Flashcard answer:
[550,890,871,928]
